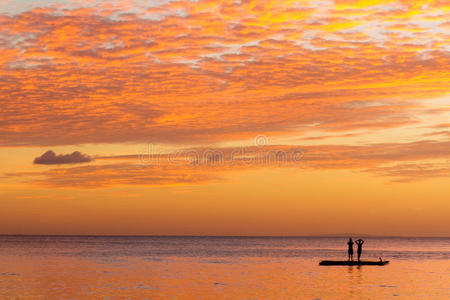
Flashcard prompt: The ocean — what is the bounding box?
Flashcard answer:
[0,236,449,299]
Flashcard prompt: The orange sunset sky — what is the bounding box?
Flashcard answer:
[0,0,449,236]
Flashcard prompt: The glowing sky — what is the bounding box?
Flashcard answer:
[0,0,449,235]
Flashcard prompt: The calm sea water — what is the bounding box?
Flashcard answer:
[0,236,449,299]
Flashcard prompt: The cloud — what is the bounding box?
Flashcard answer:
[9,163,220,188]
[33,150,92,165]
[7,139,448,187]
[364,162,450,183]
[0,1,449,146]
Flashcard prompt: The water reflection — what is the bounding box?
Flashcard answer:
[0,236,448,299]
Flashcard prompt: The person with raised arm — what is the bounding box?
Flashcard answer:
[355,239,364,261]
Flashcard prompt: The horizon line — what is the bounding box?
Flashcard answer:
[0,234,449,238]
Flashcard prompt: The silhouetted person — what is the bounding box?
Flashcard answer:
[347,238,354,261]
[355,239,364,261]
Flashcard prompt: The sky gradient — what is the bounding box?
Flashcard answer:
[1,0,449,236]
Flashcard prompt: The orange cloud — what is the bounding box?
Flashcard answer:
[0,0,448,146]
[7,139,450,187]
[364,162,450,183]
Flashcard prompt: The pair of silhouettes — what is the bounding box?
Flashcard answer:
[347,238,364,261]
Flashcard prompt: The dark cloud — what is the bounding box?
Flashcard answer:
[33,150,92,165]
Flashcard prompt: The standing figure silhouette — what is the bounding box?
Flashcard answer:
[347,238,354,261]
[355,239,364,261]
